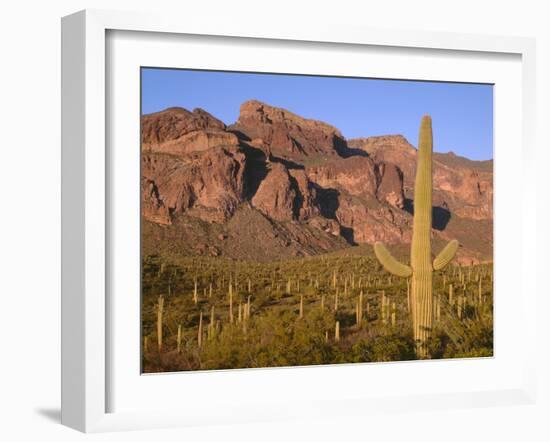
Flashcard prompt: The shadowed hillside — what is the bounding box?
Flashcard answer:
[142,100,493,264]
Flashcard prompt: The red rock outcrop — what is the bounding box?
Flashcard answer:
[376,162,405,209]
[335,196,411,244]
[348,135,418,185]
[230,100,347,159]
[142,145,246,224]
[141,178,171,225]
[248,161,322,222]
[288,169,320,220]
[142,107,238,155]
[306,156,378,197]
[433,162,493,220]
[251,162,297,222]
[349,135,493,220]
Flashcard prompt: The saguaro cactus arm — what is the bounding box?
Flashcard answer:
[374,242,412,277]
[433,240,459,270]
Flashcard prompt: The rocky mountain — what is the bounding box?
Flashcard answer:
[141,100,493,263]
[230,100,348,160]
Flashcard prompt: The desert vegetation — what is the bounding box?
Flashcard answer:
[141,249,493,372]
[140,95,493,372]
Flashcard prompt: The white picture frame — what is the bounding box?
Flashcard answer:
[61,9,538,433]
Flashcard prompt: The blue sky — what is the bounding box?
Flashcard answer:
[141,68,493,161]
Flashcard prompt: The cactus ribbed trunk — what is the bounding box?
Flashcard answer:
[177,324,182,353]
[374,115,458,359]
[229,282,233,323]
[411,116,433,358]
[198,311,203,348]
[157,295,164,352]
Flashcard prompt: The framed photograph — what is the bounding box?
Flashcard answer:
[61,9,537,432]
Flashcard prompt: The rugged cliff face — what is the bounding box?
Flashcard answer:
[349,136,493,221]
[141,101,493,263]
[230,100,348,160]
[141,146,246,224]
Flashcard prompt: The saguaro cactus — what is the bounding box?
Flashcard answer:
[374,116,458,358]
[198,311,203,348]
[177,324,182,353]
[156,295,164,352]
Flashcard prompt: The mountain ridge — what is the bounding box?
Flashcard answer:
[141,100,493,263]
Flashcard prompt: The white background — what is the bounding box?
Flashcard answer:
[1,1,548,441]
